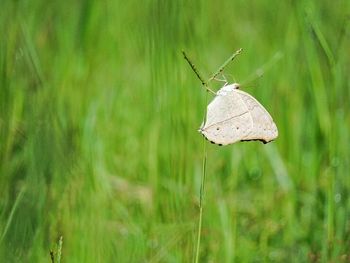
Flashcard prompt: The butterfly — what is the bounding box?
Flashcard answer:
[199,83,278,146]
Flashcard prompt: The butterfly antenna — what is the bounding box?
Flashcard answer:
[182,50,216,95]
[242,51,283,88]
[222,74,228,86]
[241,69,264,88]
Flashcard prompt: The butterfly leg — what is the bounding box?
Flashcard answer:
[213,74,228,86]
[222,74,228,86]
[213,76,227,83]
[205,86,217,95]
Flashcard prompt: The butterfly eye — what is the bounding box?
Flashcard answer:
[232,83,240,89]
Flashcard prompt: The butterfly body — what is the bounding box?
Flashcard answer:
[199,83,278,146]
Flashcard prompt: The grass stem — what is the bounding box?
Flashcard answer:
[208,48,243,82]
[185,50,242,263]
[57,236,63,263]
[182,50,216,95]
[195,137,208,263]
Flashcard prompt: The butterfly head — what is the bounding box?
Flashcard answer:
[217,83,241,96]
[232,83,240,89]
[222,83,240,91]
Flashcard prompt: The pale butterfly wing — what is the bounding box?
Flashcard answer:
[235,89,278,143]
[200,84,278,145]
[200,87,254,145]
[201,111,253,145]
[203,89,250,127]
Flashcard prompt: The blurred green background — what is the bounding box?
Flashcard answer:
[1,0,350,262]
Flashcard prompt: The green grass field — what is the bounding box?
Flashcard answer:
[1,0,350,262]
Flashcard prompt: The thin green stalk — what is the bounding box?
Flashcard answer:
[195,136,208,263]
[182,50,216,94]
[49,236,63,263]
[57,236,63,263]
[208,48,243,82]
[183,49,243,263]
[0,186,26,243]
[182,50,209,263]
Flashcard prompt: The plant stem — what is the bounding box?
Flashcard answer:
[182,50,216,95]
[184,49,242,262]
[195,135,208,263]
[57,236,63,263]
[208,48,243,82]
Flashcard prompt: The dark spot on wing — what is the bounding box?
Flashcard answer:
[200,132,225,146]
[240,139,269,144]
[209,140,223,146]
